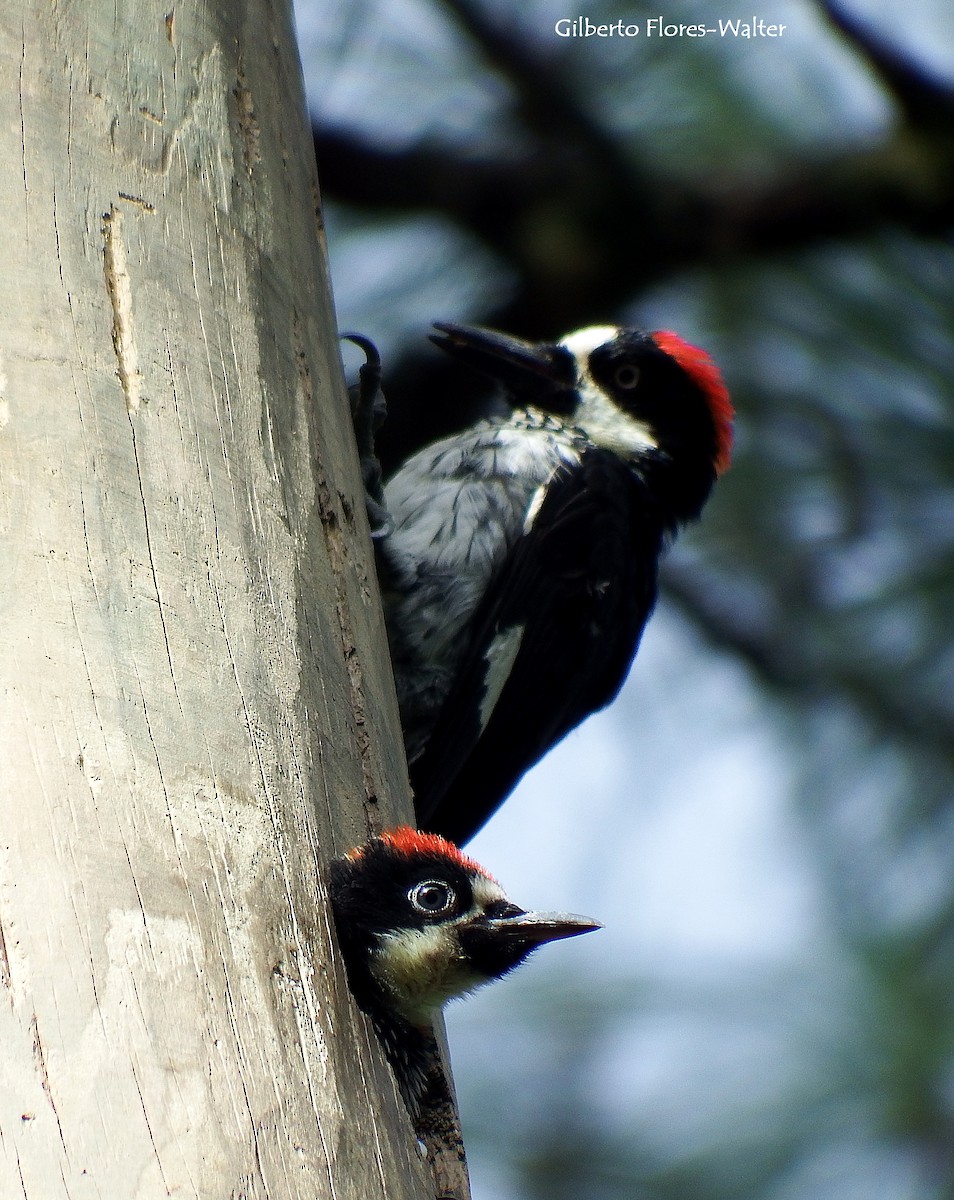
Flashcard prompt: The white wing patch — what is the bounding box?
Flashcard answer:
[480,624,525,731]
[522,483,548,533]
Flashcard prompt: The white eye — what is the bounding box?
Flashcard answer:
[409,879,456,915]
[614,364,640,390]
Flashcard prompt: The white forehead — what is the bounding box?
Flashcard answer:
[471,874,509,910]
[559,325,620,363]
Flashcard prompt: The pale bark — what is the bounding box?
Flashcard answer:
[0,2,436,1196]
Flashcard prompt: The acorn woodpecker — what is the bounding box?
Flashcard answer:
[353,322,733,845]
[329,827,599,1178]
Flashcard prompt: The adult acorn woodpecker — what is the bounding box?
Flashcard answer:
[329,827,599,1178]
[352,322,733,845]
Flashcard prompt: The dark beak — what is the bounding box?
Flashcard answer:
[482,909,602,948]
[430,322,576,409]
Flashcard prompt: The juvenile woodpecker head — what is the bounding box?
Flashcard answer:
[330,827,600,1029]
[329,831,598,1181]
[431,321,733,521]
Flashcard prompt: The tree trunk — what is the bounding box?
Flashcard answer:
[0,2,435,1196]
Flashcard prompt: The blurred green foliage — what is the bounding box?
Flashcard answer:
[301,0,954,1195]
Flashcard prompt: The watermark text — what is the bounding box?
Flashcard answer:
[554,16,787,38]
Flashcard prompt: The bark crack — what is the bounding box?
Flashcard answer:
[0,914,12,995]
[102,205,143,414]
[130,1059,172,1197]
[18,29,28,211]
[129,421,184,715]
[0,349,9,429]
[30,1015,69,1159]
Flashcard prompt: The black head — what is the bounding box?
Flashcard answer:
[329,828,600,1026]
[432,321,734,522]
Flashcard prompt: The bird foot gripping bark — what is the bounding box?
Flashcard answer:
[342,332,392,538]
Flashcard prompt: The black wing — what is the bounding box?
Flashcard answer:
[411,448,665,845]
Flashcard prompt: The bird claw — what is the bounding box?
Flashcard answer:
[342,332,391,538]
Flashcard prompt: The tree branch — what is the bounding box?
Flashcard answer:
[315,121,953,330]
[816,0,954,131]
[438,0,643,196]
[659,565,954,770]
